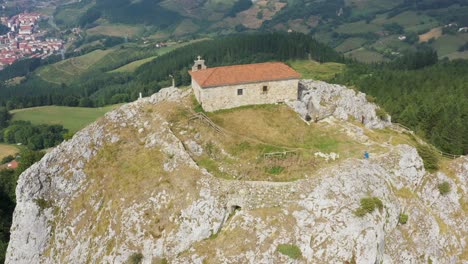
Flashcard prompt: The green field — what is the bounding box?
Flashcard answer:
[36,49,113,84]
[444,51,468,60]
[345,48,386,63]
[335,38,367,53]
[111,56,158,73]
[0,144,19,161]
[336,21,381,34]
[431,33,468,56]
[35,46,163,83]
[86,22,143,37]
[371,35,413,53]
[173,19,201,37]
[54,0,95,28]
[111,39,210,73]
[372,11,436,31]
[288,60,345,81]
[11,105,120,133]
[346,0,402,17]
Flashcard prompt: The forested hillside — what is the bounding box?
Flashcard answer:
[334,54,468,155]
[0,33,343,109]
[45,0,468,62]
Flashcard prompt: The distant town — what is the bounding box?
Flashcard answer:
[0,12,63,69]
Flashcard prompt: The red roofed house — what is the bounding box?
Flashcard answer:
[188,57,300,111]
[19,25,32,35]
[7,160,19,169]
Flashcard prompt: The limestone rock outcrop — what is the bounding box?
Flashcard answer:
[288,80,391,129]
[6,87,467,264]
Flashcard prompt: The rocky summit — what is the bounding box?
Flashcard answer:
[6,83,467,264]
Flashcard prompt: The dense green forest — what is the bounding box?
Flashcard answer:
[334,53,468,155]
[95,0,181,27]
[1,121,68,150]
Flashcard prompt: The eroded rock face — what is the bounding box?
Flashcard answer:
[288,80,391,129]
[6,87,467,264]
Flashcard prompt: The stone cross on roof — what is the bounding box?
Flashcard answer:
[197,55,202,60]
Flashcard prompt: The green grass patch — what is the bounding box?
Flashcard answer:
[372,11,435,30]
[370,35,413,52]
[190,94,205,114]
[36,49,114,84]
[111,56,158,73]
[0,143,19,161]
[288,60,345,81]
[345,48,386,63]
[54,0,94,28]
[86,23,143,37]
[431,34,468,56]
[34,198,53,215]
[354,197,384,217]
[336,21,381,34]
[335,38,367,53]
[127,252,143,264]
[230,141,251,155]
[277,244,302,259]
[197,158,231,179]
[111,39,209,73]
[444,51,468,60]
[437,181,450,195]
[399,213,408,224]
[183,103,380,182]
[258,144,288,154]
[11,105,119,133]
[375,108,388,120]
[394,187,415,199]
[346,0,400,17]
[36,46,162,83]
[266,166,284,175]
[309,137,339,152]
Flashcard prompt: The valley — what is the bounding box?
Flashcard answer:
[3,0,465,62]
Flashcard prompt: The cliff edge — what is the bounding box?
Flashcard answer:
[6,84,467,263]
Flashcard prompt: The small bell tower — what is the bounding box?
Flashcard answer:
[192,56,207,71]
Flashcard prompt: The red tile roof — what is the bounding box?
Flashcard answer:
[7,160,19,169]
[189,62,300,88]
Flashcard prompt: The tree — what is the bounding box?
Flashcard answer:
[0,108,10,129]
[0,24,9,35]
[63,96,79,107]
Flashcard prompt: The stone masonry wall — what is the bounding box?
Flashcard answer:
[195,79,299,112]
[192,79,203,102]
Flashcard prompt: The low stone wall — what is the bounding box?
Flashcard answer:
[195,79,299,112]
